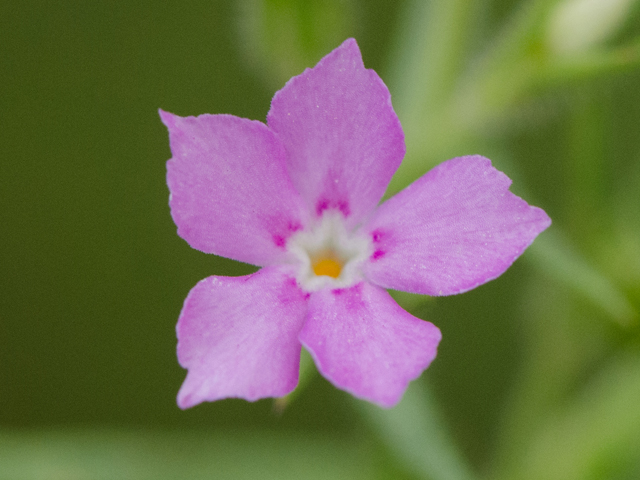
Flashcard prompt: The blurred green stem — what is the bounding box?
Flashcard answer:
[565,85,607,243]
[490,277,604,479]
[273,348,317,413]
[355,380,478,480]
[387,0,482,193]
[527,232,637,325]
[389,0,640,196]
[380,2,639,478]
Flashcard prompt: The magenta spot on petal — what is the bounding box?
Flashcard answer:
[278,276,310,304]
[371,229,384,243]
[288,221,302,233]
[332,283,365,311]
[316,199,329,216]
[316,199,350,217]
[273,222,302,249]
[273,235,286,248]
[332,283,363,297]
[371,250,385,261]
[338,201,350,216]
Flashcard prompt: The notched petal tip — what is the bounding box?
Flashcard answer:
[164,113,308,265]
[300,282,442,408]
[158,108,178,128]
[363,154,552,296]
[340,37,358,49]
[267,36,405,227]
[175,268,308,408]
[176,376,202,410]
[319,37,364,68]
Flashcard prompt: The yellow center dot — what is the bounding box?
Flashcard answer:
[312,257,342,278]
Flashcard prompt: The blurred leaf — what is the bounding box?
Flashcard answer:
[237,0,358,88]
[601,224,640,293]
[386,0,484,192]
[545,0,637,55]
[449,40,640,141]
[0,429,373,480]
[421,0,559,141]
[544,37,640,81]
[491,275,611,479]
[385,0,603,188]
[354,380,478,480]
[528,230,637,326]
[516,353,640,480]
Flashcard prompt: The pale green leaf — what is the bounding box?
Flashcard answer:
[0,429,373,480]
[354,380,478,480]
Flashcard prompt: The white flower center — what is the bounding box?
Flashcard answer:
[287,212,371,291]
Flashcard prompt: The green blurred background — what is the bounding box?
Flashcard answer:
[2,1,640,479]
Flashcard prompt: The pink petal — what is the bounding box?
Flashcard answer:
[363,155,552,296]
[299,282,441,408]
[161,110,308,266]
[267,38,405,228]
[176,266,308,408]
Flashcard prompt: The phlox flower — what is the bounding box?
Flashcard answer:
[160,38,551,409]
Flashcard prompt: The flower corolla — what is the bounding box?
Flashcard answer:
[160,39,551,408]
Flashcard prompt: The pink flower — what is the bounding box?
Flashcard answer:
[160,39,551,409]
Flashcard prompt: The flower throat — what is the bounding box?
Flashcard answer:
[312,253,343,278]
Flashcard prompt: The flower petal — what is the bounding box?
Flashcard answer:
[176,266,308,408]
[299,282,441,408]
[162,110,308,266]
[267,38,405,228]
[362,155,552,296]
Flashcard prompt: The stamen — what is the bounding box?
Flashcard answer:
[312,257,342,278]
[286,212,371,290]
